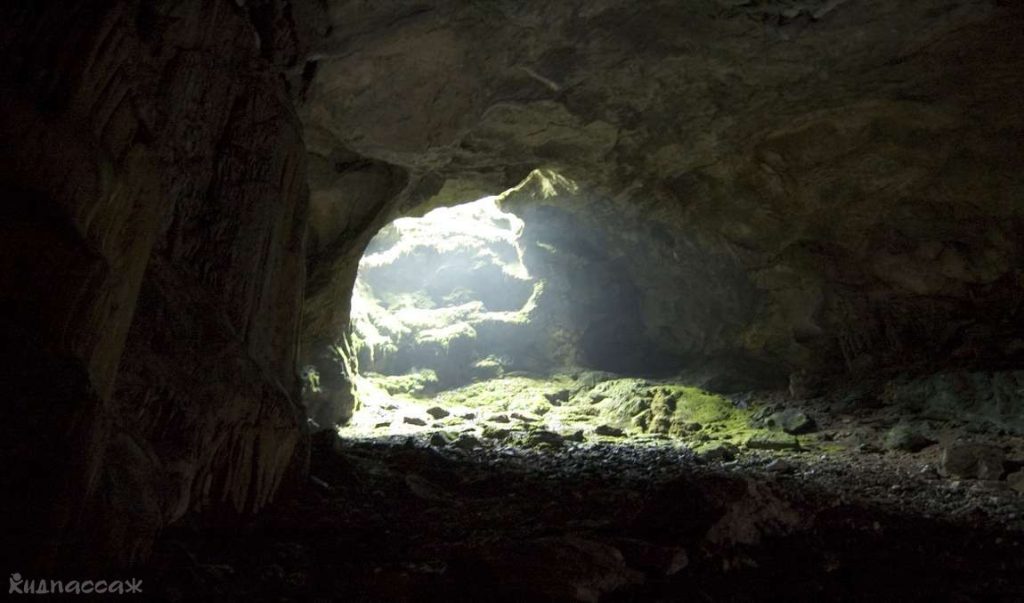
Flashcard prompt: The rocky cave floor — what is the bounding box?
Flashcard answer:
[150,375,1024,602]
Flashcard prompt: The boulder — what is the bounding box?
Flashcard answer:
[883,424,936,453]
[768,409,816,435]
[941,443,1005,480]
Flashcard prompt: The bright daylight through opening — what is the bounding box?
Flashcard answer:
[341,195,545,436]
[335,175,793,456]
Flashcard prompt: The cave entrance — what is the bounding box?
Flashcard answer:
[349,199,529,383]
[336,176,763,455]
[342,194,553,436]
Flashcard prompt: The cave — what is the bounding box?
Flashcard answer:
[2,1,1023,601]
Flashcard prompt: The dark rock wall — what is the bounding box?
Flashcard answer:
[1,0,318,568]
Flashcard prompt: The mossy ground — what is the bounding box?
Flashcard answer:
[341,373,835,456]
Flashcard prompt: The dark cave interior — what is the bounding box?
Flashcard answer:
[2,1,1024,601]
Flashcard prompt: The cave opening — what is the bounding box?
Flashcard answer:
[334,174,803,459]
[342,194,542,435]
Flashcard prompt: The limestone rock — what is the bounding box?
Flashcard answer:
[768,409,816,435]
[746,434,802,451]
[941,444,1005,480]
[595,425,626,438]
[698,442,740,463]
[525,430,565,448]
[429,432,457,447]
[883,424,936,453]
[1006,470,1024,495]
[544,389,572,405]
[482,426,512,441]
[452,435,483,451]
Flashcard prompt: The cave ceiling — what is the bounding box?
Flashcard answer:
[299,0,1024,376]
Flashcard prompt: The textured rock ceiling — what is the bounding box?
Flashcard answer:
[302,0,1019,190]
[300,0,1023,381]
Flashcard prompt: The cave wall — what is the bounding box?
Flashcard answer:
[299,0,1024,390]
[1,0,321,568]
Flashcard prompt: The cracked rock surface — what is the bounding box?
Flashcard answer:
[302,0,1024,395]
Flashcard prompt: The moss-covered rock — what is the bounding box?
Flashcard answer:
[370,369,439,397]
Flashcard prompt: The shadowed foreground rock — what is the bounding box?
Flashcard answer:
[147,432,1024,601]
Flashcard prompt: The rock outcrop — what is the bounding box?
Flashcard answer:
[1,0,321,568]
[299,0,1024,402]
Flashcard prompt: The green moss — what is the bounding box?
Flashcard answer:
[414,322,477,350]
[471,356,504,381]
[346,371,786,457]
[815,443,847,455]
[369,369,439,397]
[593,380,772,446]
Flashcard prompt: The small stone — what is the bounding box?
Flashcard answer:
[487,413,511,424]
[698,442,739,462]
[857,442,882,454]
[565,430,586,442]
[765,459,795,473]
[526,430,564,448]
[941,443,1005,479]
[511,412,539,423]
[429,432,456,447]
[788,370,822,399]
[543,389,571,405]
[745,433,802,451]
[883,424,935,452]
[460,412,477,420]
[768,409,816,435]
[426,406,450,419]
[1006,470,1024,494]
[481,426,511,441]
[452,434,483,450]
[403,416,427,426]
[595,425,625,437]
[309,475,331,493]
